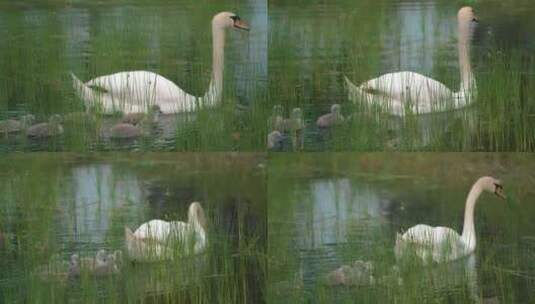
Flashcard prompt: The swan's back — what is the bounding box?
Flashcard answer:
[360,71,455,113]
[133,219,173,242]
[402,224,460,244]
[398,224,467,263]
[133,219,193,243]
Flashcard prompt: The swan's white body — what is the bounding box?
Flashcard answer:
[345,7,477,116]
[71,12,249,114]
[125,202,207,261]
[395,176,505,263]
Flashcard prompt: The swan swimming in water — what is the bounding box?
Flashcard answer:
[125,202,207,262]
[26,114,64,138]
[68,249,121,277]
[0,114,34,135]
[395,176,505,264]
[345,7,478,116]
[326,260,375,286]
[71,12,249,114]
[316,104,344,128]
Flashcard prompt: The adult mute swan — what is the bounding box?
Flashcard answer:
[125,202,207,262]
[71,12,249,114]
[345,7,478,116]
[395,176,505,264]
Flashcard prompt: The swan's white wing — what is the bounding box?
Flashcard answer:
[85,71,200,113]
[400,224,464,262]
[133,219,172,242]
[402,224,459,243]
[357,71,455,114]
[168,221,190,238]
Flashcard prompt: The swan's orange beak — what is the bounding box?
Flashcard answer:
[233,19,249,31]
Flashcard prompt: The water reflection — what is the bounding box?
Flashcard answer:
[381,3,457,74]
[295,179,390,249]
[63,164,144,245]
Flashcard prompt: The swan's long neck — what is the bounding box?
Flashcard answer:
[461,181,483,252]
[202,25,225,107]
[188,215,206,253]
[457,21,475,101]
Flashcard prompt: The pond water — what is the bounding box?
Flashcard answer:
[269,0,535,151]
[0,153,266,303]
[268,153,535,303]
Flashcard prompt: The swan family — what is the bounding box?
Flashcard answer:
[325,175,506,294]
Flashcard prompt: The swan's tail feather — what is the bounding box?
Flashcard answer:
[394,233,404,260]
[124,226,138,261]
[71,72,96,108]
[124,227,135,242]
[344,75,366,103]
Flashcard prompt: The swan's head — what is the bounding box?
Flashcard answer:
[49,114,63,125]
[96,249,109,264]
[213,12,249,32]
[188,202,208,231]
[110,250,123,265]
[458,7,478,26]
[21,114,35,127]
[331,104,341,114]
[291,107,303,120]
[70,253,79,265]
[267,130,284,150]
[479,176,506,200]
[272,104,283,116]
[106,250,123,271]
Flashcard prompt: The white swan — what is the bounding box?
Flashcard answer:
[395,176,505,263]
[345,7,478,116]
[124,202,207,261]
[71,12,249,114]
